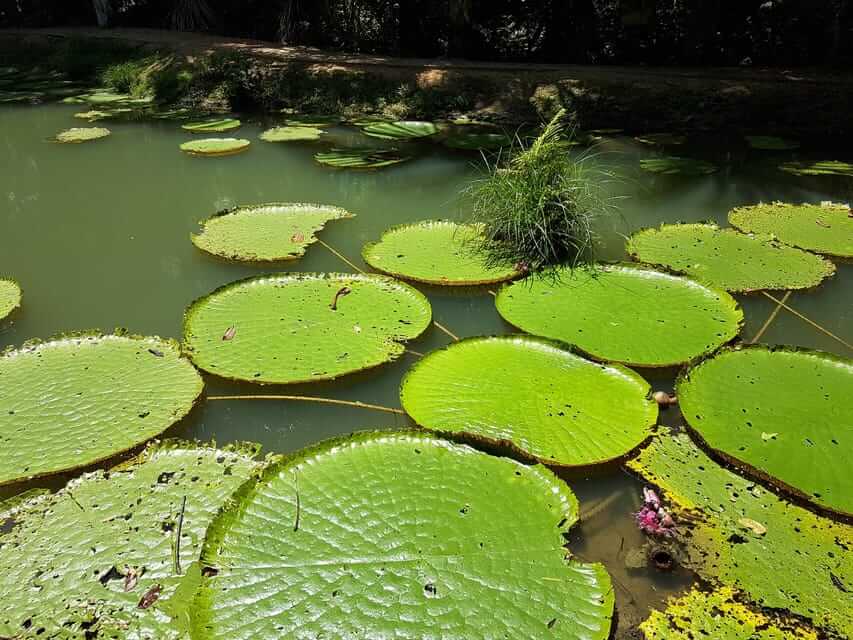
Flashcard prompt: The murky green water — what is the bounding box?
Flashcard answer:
[1,103,851,634]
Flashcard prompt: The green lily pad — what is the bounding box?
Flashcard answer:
[191,431,615,639]
[627,431,853,637]
[180,138,251,157]
[183,273,431,384]
[640,156,719,176]
[0,441,259,639]
[314,148,410,169]
[192,203,354,262]
[361,120,439,140]
[627,223,836,292]
[678,345,853,517]
[745,135,800,151]
[728,202,853,258]
[284,114,342,127]
[0,333,203,486]
[779,160,853,177]
[496,265,742,367]
[443,130,512,151]
[634,133,686,146]
[0,279,21,321]
[400,336,657,467]
[55,127,111,143]
[259,126,324,142]
[363,221,519,286]
[640,586,818,640]
[182,118,242,133]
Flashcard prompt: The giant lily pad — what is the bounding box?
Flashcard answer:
[780,160,853,177]
[259,126,324,142]
[745,135,800,151]
[728,202,853,258]
[183,273,431,384]
[640,156,719,176]
[191,431,615,639]
[400,336,657,466]
[496,265,742,367]
[0,333,203,486]
[0,278,21,321]
[628,432,853,637]
[677,345,853,517]
[0,441,258,639]
[182,118,242,133]
[314,148,411,169]
[192,203,353,262]
[627,224,836,292]
[363,221,518,286]
[180,138,251,157]
[55,127,111,143]
[361,120,438,140]
[640,586,818,640]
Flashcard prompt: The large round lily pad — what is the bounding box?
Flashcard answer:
[183,273,432,384]
[728,202,853,258]
[400,336,657,466]
[361,120,438,140]
[780,160,853,177]
[55,127,111,143]
[0,441,258,639]
[0,333,203,486]
[180,138,251,157]
[363,221,518,286]
[640,156,718,176]
[192,203,354,262]
[678,345,853,517]
[182,118,242,133]
[627,223,836,292]
[496,265,742,367]
[259,126,324,142]
[0,279,21,321]
[745,135,800,151]
[314,148,411,169]
[191,431,615,639]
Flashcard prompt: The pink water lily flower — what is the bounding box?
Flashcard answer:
[635,488,676,537]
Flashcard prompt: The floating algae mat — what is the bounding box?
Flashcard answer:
[182,118,242,133]
[728,202,853,258]
[191,431,615,639]
[192,203,353,262]
[639,156,718,176]
[0,333,203,485]
[55,127,111,143]
[0,278,21,321]
[400,336,657,466]
[677,345,853,517]
[314,147,411,169]
[183,273,432,384]
[361,120,439,140]
[259,125,324,142]
[627,224,836,292]
[496,264,743,367]
[180,138,251,156]
[363,220,518,286]
[0,441,259,639]
[628,432,853,637]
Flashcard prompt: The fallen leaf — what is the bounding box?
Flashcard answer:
[124,567,141,592]
[738,518,767,536]
[815,219,830,228]
[147,348,164,358]
[222,326,237,341]
[330,286,352,311]
[137,583,162,609]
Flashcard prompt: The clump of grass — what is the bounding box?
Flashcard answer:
[464,109,616,272]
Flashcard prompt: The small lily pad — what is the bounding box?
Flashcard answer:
[55,127,111,143]
[640,156,719,176]
[180,138,251,157]
[191,431,614,639]
[678,345,853,517]
[634,133,686,146]
[183,273,431,384]
[745,135,800,151]
[0,279,21,321]
[192,203,354,262]
[182,118,242,133]
[314,148,410,169]
[627,223,836,292]
[779,160,853,177]
[728,202,853,258]
[400,335,657,467]
[361,120,438,140]
[259,125,324,142]
[0,333,203,486]
[363,221,518,286]
[496,264,742,367]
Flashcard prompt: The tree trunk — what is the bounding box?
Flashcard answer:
[448,0,473,58]
[92,0,111,27]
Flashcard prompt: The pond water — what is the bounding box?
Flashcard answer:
[1,103,851,634]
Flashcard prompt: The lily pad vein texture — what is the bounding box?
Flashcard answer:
[191,431,615,640]
[728,202,853,258]
[677,345,853,518]
[0,333,203,486]
[180,138,251,156]
[640,586,818,640]
[400,335,658,466]
[192,203,354,262]
[0,441,259,639]
[496,264,743,368]
[363,220,518,286]
[182,118,242,133]
[626,223,836,292]
[361,120,439,140]
[183,273,431,384]
[259,126,324,142]
[0,278,21,320]
[627,430,853,637]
